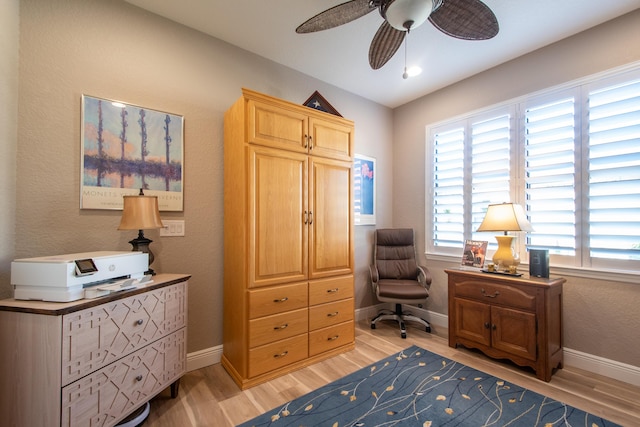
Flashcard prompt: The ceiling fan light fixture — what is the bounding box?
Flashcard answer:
[383,0,434,31]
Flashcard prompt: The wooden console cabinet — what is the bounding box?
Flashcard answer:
[0,273,189,427]
[446,269,564,381]
[222,89,355,389]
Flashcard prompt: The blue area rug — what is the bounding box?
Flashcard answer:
[239,345,621,427]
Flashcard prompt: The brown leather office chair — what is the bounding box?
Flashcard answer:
[370,228,431,338]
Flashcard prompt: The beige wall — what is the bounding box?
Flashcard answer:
[0,0,19,301]
[8,0,392,353]
[393,10,640,367]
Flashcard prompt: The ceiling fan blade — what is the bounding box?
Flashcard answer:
[296,0,376,33]
[369,21,406,70]
[428,0,499,40]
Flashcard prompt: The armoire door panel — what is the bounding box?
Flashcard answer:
[249,147,308,287]
[248,100,308,153]
[309,117,353,161]
[309,158,353,279]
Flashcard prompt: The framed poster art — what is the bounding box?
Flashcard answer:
[354,154,376,225]
[80,95,184,211]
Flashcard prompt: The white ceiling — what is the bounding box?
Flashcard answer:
[124,0,640,108]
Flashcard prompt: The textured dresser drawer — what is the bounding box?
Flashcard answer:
[249,334,308,378]
[453,279,536,311]
[62,282,187,386]
[308,275,353,305]
[309,298,354,331]
[249,308,308,348]
[61,328,186,427]
[309,321,354,357]
[249,282,308,319]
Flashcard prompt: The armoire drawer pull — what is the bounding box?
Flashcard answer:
[327,288,339,293]
[327,311,339,317]
[274,351,289,359]
[273,297,289,303]
[327,335,339,341]
[274,323,289,330]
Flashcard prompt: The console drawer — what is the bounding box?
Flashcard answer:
[453,280,536,311]
[62,282,187,386]
[61,328,186,427]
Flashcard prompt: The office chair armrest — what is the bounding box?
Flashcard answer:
[417,265,432,287]
[369,264,379,285]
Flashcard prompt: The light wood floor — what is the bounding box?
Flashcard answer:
[146,320,640,426]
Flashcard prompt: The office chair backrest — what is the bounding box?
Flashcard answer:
[374,229,419,280]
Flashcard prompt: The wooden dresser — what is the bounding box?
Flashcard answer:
[0,273,189,427]
[446,269,564,381]
[223,88,355,389]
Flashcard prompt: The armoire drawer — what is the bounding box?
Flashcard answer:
[309,321,354,357]
[249,334,308,378]
[61,328,186,427]
[248,282,308,319]
[62,282,187,386]
[249,307,308,348]
[309,275,354,306]
[309,298,354,331]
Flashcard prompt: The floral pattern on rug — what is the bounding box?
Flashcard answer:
[239,345,621,427]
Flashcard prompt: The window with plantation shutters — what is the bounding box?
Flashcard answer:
[587,77,640,263]
[431,126,465,250]
[426,65,640,275]
[523,95,577,257]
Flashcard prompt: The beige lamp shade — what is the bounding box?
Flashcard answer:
[477,203,533,233]
[477,203,533,270]
[118,195,164,230]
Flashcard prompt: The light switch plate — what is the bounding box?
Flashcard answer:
[160,219,185,237]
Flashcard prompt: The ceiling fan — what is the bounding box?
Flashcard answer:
[296,0,499,72]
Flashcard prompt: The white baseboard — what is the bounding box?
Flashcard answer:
[187,305,640,387]
[187,344,222,372]
[564,347,640,387]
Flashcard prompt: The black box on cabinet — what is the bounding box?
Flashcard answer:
[529,249,549,278]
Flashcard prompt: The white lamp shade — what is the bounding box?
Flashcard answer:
[384,0,434,31]
[477,203,533,233]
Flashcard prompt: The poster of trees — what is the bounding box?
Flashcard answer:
[80,95,184,211]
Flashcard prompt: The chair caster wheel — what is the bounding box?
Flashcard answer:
[371,324,376,330]
[426,326,431,333]
[401,332,406,339]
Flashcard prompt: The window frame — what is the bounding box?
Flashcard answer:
[425,62,640,282]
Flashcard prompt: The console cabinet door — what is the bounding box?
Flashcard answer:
[491,305,537,361]
[249,146,308,288]
[453,298,491,347]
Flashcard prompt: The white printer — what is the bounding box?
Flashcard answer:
[11,251,149,302]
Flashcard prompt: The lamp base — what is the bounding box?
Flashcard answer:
[128,230,157,276]
[492,235,520,270]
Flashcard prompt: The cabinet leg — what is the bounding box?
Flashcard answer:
[170,378,181,398]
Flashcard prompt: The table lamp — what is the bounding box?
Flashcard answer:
[118,189,164,275]
[476,202,533,271]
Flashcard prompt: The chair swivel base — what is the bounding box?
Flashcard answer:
[370,303,431,338]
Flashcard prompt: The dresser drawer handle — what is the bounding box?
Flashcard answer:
[327,288,339,293]
[274,351,288,359]
[136,319,144,325]
[327,311,339,317]
[327,335,339,341]
[274,297,289,303]
[274,323,289,330]
[135,375,143,382]
[480,288,500,298]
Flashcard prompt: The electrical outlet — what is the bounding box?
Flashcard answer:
[160,219,185,237]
